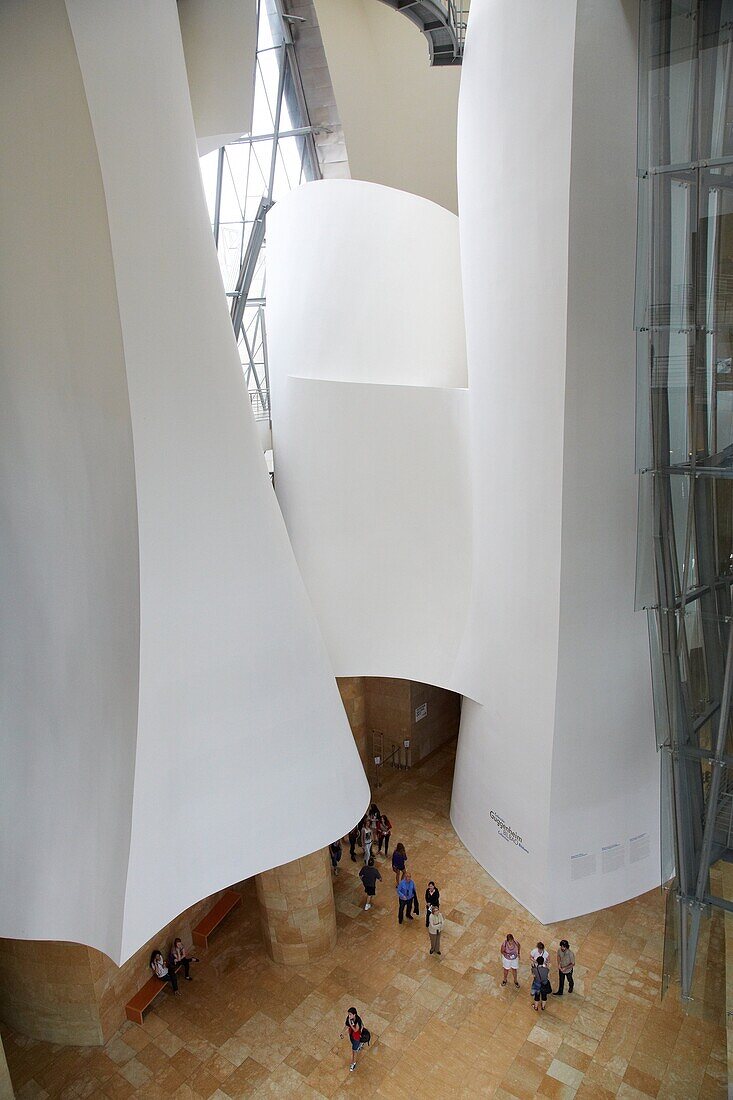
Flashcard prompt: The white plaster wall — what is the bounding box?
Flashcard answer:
[451,0,659,921]
[271,377,471,691]
[269,180,466,388]
[314,0,461,213]
[178,0,256,154]
[1,0,368,964]
[267,180,471,693]
[0,0,139,960]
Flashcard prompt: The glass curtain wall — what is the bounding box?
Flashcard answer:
[637,0,733,1003]
[199,0,320,424]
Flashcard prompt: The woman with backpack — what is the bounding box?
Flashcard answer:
[340,1007,370,1072]
[531,957,552,1010]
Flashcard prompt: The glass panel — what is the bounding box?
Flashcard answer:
[645,0,698,171]
[650,329,695,467]
[636,472,657,609]
[661,877,680,1000]
[648,607,674,747]
[698,0,733,161]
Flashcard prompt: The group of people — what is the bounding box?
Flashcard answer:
[500,934,576,1009]
[335,809,578,1071]
[148,938,198,994]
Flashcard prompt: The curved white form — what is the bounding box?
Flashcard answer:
[270,179,467,388]
[268,0,660,926]
[0,0,367,965]
[450,0,659,922]
[178,0,256,156]
[268,180,472,692]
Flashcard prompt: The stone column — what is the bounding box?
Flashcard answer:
[256,849,337,965]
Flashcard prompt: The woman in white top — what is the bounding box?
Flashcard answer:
[149,949,180,994]
[361,820,373,865]
[428,902,444,955]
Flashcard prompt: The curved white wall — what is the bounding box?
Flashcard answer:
[0,0,368,965]
[270,180,466,388]
[450,0,659,922]
[178,0,256,156]
[268,180,472,693]
[268,0,660,928]
[314,0,461,213]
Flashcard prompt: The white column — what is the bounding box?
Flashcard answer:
[450,0,659,922]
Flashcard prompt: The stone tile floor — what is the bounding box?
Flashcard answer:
[2,741,729,1098]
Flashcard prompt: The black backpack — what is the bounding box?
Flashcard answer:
[360,1027,371,1046]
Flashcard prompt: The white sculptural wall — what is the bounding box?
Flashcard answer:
[0,0,367,965]
[268,0,660,926]
[178,0,257,155]
[451,0,659,922]
[267,181,472,693]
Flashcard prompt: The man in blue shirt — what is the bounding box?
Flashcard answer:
[396,871,419,924]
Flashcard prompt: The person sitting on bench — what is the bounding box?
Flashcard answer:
[168,938,198,981]
[150,949,180,995]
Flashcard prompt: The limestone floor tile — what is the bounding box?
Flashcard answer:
[5,741,729,1100]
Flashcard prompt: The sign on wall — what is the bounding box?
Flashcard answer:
[415,703,428,722]
[489,810,529,853]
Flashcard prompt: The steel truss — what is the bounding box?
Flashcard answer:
[637,0,733,1003]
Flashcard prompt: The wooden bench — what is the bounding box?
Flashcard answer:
[192,889,242,949]
[125,969,178,1025]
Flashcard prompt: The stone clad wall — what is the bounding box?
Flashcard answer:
[338,676,460,773]
[0,881,244,1046]
[336,677,368,772]
[255,850,336,965]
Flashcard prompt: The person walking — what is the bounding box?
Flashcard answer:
[428,901,444,955]
[531,957,551,1011]
[359,862,381,910]
[150,949,180,995]
[553,939,575,995]
[168,938,198,981]
[397,871,419,923]
[377,813,392,858]
[425,881,440,928]
[348,825,359,862]
[392,842,407,886]
[500,933,520,987]
[340,1007,366,1072]
[361,818,374,865]
[329,839,343,875]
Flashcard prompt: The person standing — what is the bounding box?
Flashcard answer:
[553,939,575,995]
[330,839,343,875]
[340,1007,365,1072]
[428,901,444,955]
[348,825,359,862]
[531,957,551,1010]
[377,813,392,858]
[397,871,419,923]
[359,862,382,911]
[500,933,520,987]
[425,881,440,928]
[392,842,407,886]
[530,941,549,965]
[361,818,373,865]
[168,938,198,981]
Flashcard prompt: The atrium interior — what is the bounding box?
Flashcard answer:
[1,1,732,1097]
